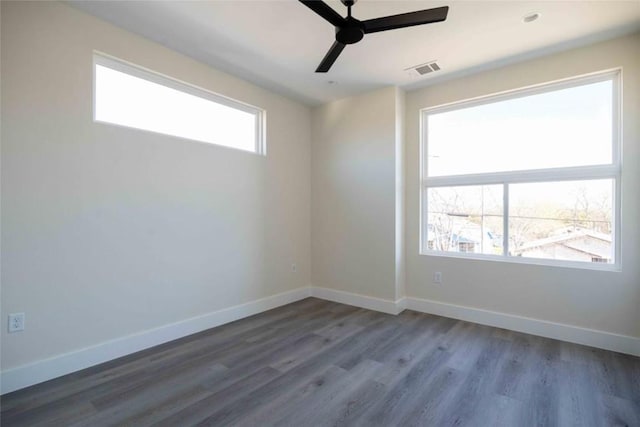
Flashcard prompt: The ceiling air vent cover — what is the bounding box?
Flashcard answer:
[409,61,441,75]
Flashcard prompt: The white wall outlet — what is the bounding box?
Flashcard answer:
[291,263,297,272]
[433,272,442,284]
[8,313,25,333]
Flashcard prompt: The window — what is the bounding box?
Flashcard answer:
[421,70,620,269]
[94,53,265,154]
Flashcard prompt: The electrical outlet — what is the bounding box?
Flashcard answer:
[433,272,442,284]
[8,313,25,333]
[291,263,297,272]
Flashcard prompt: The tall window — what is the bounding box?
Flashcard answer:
[94,53,265,154]
[421,70,620,269]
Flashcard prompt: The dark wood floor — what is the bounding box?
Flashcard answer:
[1,298,639,427]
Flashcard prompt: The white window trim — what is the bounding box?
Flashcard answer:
[92,51,266,155]
[419,69,622,272]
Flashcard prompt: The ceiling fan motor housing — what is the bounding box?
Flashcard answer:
[336,17,364,44]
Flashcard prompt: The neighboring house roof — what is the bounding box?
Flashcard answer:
[513,228,612,258]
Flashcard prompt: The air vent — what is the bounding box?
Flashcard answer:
[407,61,441,76]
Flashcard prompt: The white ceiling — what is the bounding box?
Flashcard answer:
[68,1,640,105]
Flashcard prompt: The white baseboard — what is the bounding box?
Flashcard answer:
[406,297,640,357]
[1,287,311,395]
[4,287,637,395]
[309,286,405,315]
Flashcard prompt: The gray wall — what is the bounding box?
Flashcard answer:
[309,33,639,340]
[405,33,640,338]
[311,87,403,301]
[1,1,311,370]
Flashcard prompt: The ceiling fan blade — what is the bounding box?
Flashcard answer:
[316,41,346,72]
[362,6,449,34]
[299,0,346,27]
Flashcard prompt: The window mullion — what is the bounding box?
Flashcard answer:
[503,183,509,257]
[425,164,619,188]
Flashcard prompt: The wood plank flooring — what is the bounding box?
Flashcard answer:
[2,298,639,426]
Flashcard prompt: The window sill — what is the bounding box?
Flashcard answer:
[419,250,621,272]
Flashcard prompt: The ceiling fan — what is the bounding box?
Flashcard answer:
[300,0,449,73]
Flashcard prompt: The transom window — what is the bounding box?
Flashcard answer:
[94,53,265,154]
[421,70,620,269]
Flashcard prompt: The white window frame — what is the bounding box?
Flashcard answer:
[93,52,266,155]
[420,69,622,271]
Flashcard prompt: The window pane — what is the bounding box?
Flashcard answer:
[95,63,259,152]
[427,80,613,176]
[509,180,613,264]
[427,185,503,255]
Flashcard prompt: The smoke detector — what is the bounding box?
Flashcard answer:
[406,60,441,76]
